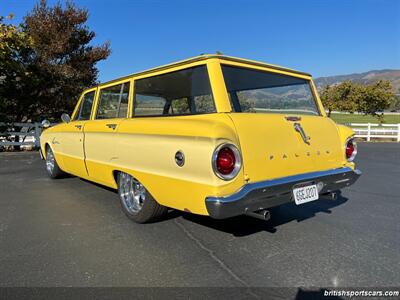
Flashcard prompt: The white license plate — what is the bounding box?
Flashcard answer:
[293,184,319,205]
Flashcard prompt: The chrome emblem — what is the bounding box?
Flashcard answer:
[294,123,310,145]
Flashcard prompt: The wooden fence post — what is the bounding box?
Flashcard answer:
[367,123,371,142]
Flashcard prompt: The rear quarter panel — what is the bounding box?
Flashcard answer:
[114,114,244,215]
[336,124,357,169]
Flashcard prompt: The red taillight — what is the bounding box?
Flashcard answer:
[345,138,357,162]
[217,147,236,175]
[212,143,242,180]
[346,143,354,158]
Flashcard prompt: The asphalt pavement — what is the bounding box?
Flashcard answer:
[0,143,399,294]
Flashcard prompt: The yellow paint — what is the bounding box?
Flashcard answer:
[207,59,232,113]
[115,114,244,214]
[40,55,356,216]
[84,118,126,187]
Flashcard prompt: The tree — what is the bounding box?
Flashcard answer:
[320,85,337,117]
[0,0,110,124]
[0,14,33,123]
[389,88,400,111]
[356,80,395,122]
[320,80,395,122]
[320,81,360,116]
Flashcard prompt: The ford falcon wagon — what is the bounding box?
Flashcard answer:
[40,54,361,223]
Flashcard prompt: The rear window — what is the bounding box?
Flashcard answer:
[133,66,215,117]
[222,65,320,116]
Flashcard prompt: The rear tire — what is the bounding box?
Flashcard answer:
[45,146,65,179]
[118,172,168,223]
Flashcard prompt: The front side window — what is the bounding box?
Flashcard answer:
[96,82,130,119]
[133,66,215,117]
[222,65,320,115]
[75,91,95,120]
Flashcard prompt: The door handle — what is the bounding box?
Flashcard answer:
[75,125,82,130]
[106,124,117,130]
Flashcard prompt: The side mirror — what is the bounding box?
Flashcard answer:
[61,113,71,123]
[41,119,51,128]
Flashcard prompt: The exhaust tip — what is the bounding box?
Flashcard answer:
[245,209,271,221]
[322,191,338,201]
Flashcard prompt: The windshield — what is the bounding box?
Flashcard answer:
[221,65,320,115]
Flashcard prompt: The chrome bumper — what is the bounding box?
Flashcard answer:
[206,167,361,219]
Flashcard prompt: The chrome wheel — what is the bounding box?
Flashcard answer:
[46,148,55,175]
[119,173,146,214]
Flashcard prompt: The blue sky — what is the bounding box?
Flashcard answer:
[3,0,400,82]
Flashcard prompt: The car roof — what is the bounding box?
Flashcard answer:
[98,54,312,87]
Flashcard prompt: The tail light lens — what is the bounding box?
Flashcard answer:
[345,138,357,162]
[212,143,242,180]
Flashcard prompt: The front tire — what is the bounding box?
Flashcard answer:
[118,172,168,223]
[45,146,65,179]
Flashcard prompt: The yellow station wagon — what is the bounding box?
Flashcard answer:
[40,54,361,223]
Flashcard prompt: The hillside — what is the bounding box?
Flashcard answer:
[314,69,400,92]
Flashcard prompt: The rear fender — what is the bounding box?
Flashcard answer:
[113,114,245,215]
[336,124,356,168]
[336,124,355,142]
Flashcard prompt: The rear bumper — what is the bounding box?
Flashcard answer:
[205,167,361,219]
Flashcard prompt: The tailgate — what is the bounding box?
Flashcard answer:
[228,113,344,183]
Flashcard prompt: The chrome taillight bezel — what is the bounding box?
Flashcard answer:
[345,137,358,162]
[212,143,242,181]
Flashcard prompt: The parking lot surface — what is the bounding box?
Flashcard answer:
[0,143,399,290]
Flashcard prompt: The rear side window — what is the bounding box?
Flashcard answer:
[96,82,130,119]
[75,91,95,120]
[133,66,215,117]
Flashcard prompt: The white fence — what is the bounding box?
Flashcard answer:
[0,122,43,150]
[348,123,400,142]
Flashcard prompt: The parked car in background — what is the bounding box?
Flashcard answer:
[40,54,361,223]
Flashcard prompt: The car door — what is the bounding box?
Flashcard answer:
[84,80,131,186]
[60,88,96,178]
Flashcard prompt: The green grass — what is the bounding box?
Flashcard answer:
[330,113,400,124]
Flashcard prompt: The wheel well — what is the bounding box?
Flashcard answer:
[112,170,120,186]
[43,143,51,159]
[112,170,142,189]
[112,170,147,190]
